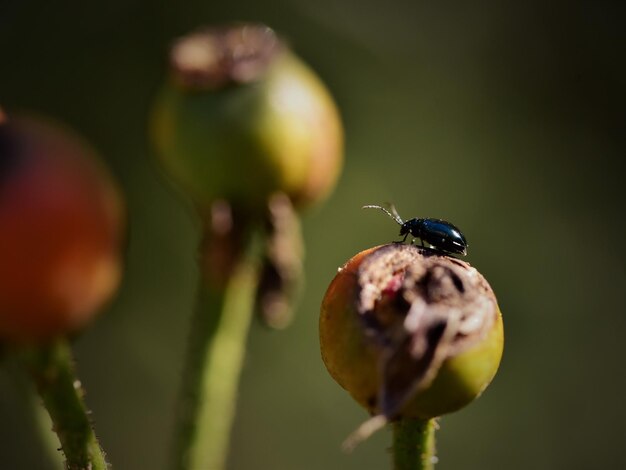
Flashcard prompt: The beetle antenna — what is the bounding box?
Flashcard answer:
[362,204,404,225]
[387,203,403,224]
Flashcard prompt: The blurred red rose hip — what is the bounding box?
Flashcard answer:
[0,112,124,341]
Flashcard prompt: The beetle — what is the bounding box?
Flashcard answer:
[363,204,468,256]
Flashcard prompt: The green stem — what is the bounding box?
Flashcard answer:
[173,231,262,470]
[392,418,437,470]
[23,339,108,470]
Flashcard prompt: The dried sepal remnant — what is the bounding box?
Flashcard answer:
[200,194,304,329]
[255,193,304,329]
[200,200,247,289]
[170,24,282,90]
[356,244,498,418]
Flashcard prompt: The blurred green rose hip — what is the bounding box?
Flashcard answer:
[151,24,343,210]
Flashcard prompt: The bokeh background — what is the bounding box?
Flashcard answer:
[1,1,625,469]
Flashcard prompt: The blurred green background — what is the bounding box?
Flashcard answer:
[1,0,625,469]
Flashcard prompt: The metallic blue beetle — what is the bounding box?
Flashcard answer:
[363,204,468,256]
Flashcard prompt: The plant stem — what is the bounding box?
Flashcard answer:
[392,418,437,470]
[174,231,262,470]
[24,339,108,470]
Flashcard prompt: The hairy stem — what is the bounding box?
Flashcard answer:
[24,339,108,470]
[392,418,437,470]
[173,231,262,470]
